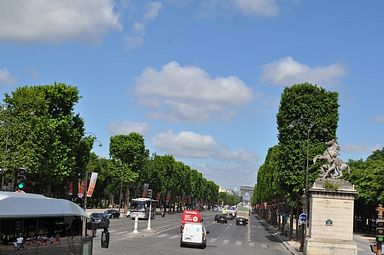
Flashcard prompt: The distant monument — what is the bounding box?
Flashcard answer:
[305,139,357,255]
[240,186,253,203]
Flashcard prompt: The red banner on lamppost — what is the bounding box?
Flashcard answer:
[86,172,98,198]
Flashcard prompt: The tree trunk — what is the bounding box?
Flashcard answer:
[124,183,130,213]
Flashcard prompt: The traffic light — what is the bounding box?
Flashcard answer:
[147,189,152,199]
[376,219,384,242]
[16,168,27,191]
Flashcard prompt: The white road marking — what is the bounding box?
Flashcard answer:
[261,243,268,248]
[158,234,168,238]
[170,235,179,239]
[249,242,255,247]
[236,241,242,246]
[210,238,217,242]
[223,240,229,244]
[115,231,128,235]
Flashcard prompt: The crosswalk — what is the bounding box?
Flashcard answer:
[108,229,273,249]
[153,233,270,248]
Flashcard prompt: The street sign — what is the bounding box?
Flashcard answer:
[299,213,307,221]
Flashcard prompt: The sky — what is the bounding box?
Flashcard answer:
[0,0,383,190]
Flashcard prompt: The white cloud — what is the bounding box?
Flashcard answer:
[232,0,279,17]
[134,61,253,123]
[0,68,16,85]
[153,130,258,162]
[108,121,149,135]
[261,57,346,87]
[144,1,162,21]
[196,162,257,189]
[124,1,162,50]
[0,0,121,43]
[374,115,384,123]
[342,144,380,154]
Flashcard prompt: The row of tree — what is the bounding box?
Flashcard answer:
[252,82,384,234]
[0,83,220,211]
[252,83,339,235]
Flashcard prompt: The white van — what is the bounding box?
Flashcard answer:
[180,222,209,248]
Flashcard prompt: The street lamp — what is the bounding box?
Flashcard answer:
[289,120,314,251]
[83,132,102,210]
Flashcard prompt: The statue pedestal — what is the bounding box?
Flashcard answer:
[305,179,358,255]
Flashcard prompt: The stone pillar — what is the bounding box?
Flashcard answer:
[305,179,357,255]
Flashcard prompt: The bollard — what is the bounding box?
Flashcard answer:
[133,215,139,233]
[147,201,152,230]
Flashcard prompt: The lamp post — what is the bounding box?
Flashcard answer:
[289,120,314,252]
[83,132,102,210]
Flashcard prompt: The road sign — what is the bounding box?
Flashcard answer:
[299,213,307,221]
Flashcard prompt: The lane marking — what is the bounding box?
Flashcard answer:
[261,243,268,248]
[158,234,168,238]
[223,240,229,244]
[249,242,255,247]
[170,235,179,239]
[115,231,128,235]
[210,238,217,242]
[236,241,242,246]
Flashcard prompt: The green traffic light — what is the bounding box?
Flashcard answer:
[17,183,25,189]
[377,236,384,242]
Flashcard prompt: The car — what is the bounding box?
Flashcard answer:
[180,222,209,249]
[236,217,247,226]
[104,209,120,219]
[90,212,110,229]
[217,215,227,223]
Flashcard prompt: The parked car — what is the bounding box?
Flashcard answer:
[104,209,120,219]
[235,217,247,226]
[90,212,110,229]
[217,215,227,224]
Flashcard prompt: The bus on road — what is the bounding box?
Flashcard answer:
[129,198,157,220]
[0,191,109,255]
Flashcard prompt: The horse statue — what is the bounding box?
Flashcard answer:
[313,139,350,179]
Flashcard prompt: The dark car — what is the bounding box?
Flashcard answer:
[236,217,247,226]
[104,209,120,219]
[218,215,227,224]
[90,212,110,229]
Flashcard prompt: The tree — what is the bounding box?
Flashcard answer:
[276,83,338,202]
[109,133,147,212]
[347,149,384,223]
[0,83,85,196]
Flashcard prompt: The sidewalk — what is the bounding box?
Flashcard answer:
[256,215,375,255]
[255,215,302,255]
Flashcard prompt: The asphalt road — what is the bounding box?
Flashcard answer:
[93,211,292,255]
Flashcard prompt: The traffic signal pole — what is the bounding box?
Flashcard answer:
[376,204,384,255]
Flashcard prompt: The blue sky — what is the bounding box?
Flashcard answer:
[0,0,383,190]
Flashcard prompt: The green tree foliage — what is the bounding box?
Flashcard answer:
[109,133,147,211]
[253,145,281,204]
[217,192,240,206]
[276,83,338,201]
[0,83,86,196]
[348,147,384,219]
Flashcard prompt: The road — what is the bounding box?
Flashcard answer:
[93,211,292,255]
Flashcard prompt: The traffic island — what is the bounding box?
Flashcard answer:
[304,179,358,255]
